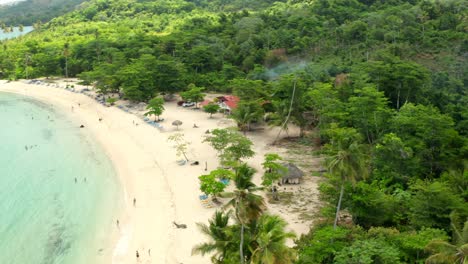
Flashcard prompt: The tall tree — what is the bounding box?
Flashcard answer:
[271,75,311,138]
[365,56,430,109]
[347,86,394,144]
[223,164,265,264]
[231,100,264,134]
[250,214,297,264]
[425,219,468,264]
[324,126,369,229]
[192,211,235,263]
[63,42,70,78]
[392,103,463,177]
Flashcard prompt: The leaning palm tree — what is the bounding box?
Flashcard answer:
[250,214,297,264]
[325,127,368,229]
[222,163,266,264]
[192,210,235,263]
[425,219,468,264]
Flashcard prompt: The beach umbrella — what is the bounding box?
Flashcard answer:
[172,120,183,130]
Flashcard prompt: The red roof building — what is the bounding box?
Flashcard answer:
[199,100,212,107]
[217,95,240,113]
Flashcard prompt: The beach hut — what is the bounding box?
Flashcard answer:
[280,163,304,184]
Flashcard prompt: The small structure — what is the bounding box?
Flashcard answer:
[280,163,304,184]
[217,95,240,114]
[172,120,183,130]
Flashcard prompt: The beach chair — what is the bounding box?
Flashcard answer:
[199,195,215,208]
[219,178,230,185]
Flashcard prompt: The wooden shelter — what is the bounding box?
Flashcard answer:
[280,163,304,184]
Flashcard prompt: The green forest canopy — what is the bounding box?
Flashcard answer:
[0,0,466,263]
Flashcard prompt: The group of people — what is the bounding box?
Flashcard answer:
[114,197,153,262]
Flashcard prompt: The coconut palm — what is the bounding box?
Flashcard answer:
[63,42,70,78]
[222,163,266,264]
[425,220,468,264]
[231,100,264,134]
[192,210,235,263]
[325,127,368,229]
[250,214,297,264]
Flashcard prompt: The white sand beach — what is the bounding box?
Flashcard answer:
[0,80,318,264]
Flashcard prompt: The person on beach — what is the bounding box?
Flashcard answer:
[148,249,151,256]
[74,178,77,183]
[99,118,102,122]
[136,251,139,260]
[133,198,136,207]
[116,219,119,228]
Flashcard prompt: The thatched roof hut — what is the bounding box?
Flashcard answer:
[280,163,304,184]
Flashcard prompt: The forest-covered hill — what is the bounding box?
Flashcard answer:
[0,0,467,263]
[0,0,86,26]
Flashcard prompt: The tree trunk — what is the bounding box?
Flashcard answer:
[65,57,68,78]
[333,184,345,230]
[397,84,401,110]
[240,223,245,264]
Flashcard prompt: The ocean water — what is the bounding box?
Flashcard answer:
[0,26,33,40]
[0,92,121,264]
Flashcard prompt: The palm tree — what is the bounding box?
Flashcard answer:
[63,42,70,78]
[325,127,368,229]
[425,220,468,264]
[250,214,297,264]
[223,164,266,264]
[192,210,235,263]
[231,100,264,134]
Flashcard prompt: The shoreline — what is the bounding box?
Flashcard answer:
[0,81,203,263]
[0,79,315,263]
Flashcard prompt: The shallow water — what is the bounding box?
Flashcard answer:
[0,26,33,40]
[0,92,121,264]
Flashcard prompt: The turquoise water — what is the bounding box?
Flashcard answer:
[0,26,33,40]
[0,92,121,264]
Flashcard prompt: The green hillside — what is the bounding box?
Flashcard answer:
[0,0,467,263]
[0,0,87,26]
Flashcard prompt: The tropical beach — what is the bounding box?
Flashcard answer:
[0,80,317,264]
[2,0,467,262]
